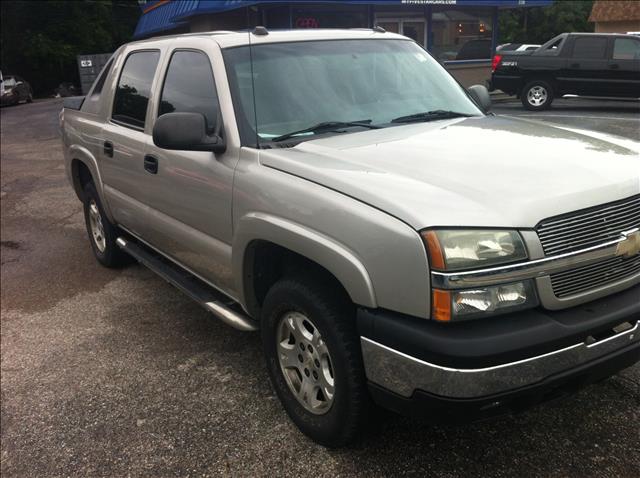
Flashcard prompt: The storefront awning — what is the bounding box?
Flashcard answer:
[135,0,554,39]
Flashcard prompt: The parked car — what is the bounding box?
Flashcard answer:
[455,38,491,60]
[60,29,640,447]
[497,42,541,52]
[1,74,33,106]
[490,32,640,110]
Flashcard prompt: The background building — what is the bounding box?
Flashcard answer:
[589,0,640,33]
[134,0,553,86]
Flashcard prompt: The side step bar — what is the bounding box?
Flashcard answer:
[116,237,258,332]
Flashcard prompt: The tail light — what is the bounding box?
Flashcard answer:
[491,54,502,72]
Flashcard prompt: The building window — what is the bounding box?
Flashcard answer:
[431,8,493,61]
[291,5,367,29]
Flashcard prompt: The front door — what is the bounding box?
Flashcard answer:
[142,47,237,297]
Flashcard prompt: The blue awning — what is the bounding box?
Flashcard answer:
[135,0,554,39]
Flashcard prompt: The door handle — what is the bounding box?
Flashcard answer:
[570,62,580,68]
[609,63,620,69]
[143,155,158,174]
[103,141,114,158]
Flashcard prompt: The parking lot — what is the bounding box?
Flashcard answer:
[1,98,639,477]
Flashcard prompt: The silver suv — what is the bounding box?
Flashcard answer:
[60,28,640,447]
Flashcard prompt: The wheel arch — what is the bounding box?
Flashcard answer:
[233,213,377,318]
[68,145,115,221]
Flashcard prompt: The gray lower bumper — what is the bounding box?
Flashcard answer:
[360,321,639,399]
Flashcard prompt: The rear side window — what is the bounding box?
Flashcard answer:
[158,50,219,132]
[572,37,608,59]
[112,50,160,129]
[613,38,640,60]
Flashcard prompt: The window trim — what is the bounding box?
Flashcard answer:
[89,57,114,101]
[155,47,221,134]
[110,48,161,132]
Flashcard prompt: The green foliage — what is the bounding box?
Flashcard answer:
[1,0,140,96]
[499,0,595,45]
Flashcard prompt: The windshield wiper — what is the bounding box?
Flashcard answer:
[390,110,475,124]
[271,120,380,143]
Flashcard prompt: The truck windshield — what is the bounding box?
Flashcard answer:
[223,39,482,146]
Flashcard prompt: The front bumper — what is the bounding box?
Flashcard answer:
[358,285,639,415]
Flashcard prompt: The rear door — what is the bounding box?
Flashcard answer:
[608,36,640,97]
[564,36,612,96]
[100,49,161,237]
[141,41,238,296]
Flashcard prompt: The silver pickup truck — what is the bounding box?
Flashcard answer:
[61,28,640,447]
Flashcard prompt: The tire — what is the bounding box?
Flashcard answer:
[261,275,370,447]
[27,92,33,103]
[521,79,554,110]
[82,182,132,268]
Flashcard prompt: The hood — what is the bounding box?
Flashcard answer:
[260,115,640,230]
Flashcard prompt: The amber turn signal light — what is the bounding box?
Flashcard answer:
[421,230,446,270]
[432,289,451,322]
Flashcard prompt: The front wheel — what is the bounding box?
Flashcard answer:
[521,80,554,110]
[261,276,370,447]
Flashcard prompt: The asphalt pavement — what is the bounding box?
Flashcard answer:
[1,98,639,477]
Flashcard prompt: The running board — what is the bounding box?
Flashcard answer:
[116,237,258,332]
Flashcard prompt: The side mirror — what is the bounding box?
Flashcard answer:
[152,112,226,154]
[467,84,492,113]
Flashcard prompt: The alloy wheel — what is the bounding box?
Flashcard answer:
[276,311,335,415]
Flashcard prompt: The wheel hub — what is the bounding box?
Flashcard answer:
[276,311,335,415]
[88,200,106,253]
[527,85,548,106]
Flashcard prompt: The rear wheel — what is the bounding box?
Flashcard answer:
[521,79,554,110]
[82,182,132,268]
[261,275,370,447]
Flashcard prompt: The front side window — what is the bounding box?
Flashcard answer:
[613,38,640,60]
[112,50,160,129]
[572,37,608,59]
[224,39,482,146]
[159,50,219,132]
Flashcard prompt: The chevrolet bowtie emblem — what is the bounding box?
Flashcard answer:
[615,228,640,258]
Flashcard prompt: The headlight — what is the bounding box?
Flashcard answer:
[433,280,538,322]
[423,229,535,321]
[422,229,527,271]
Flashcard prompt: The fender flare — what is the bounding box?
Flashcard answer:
[68,144,115,221]
[233,213,377,314]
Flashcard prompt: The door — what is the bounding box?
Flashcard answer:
[142,48,237,296]
[100,50,161,238]
[564,36,611,96]
[609,36,640,98]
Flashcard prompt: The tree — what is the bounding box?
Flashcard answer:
[499,0,595,44]
[0,0,140,96]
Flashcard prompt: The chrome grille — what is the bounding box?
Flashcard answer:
[550,255,640,298]
[537,195,640,256]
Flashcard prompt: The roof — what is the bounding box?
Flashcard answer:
[132,28,409,49]
[135,0,554,39]
[589,0,640,22]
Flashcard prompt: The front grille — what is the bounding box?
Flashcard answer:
[537,195,640,257]
[550,255,640,298]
